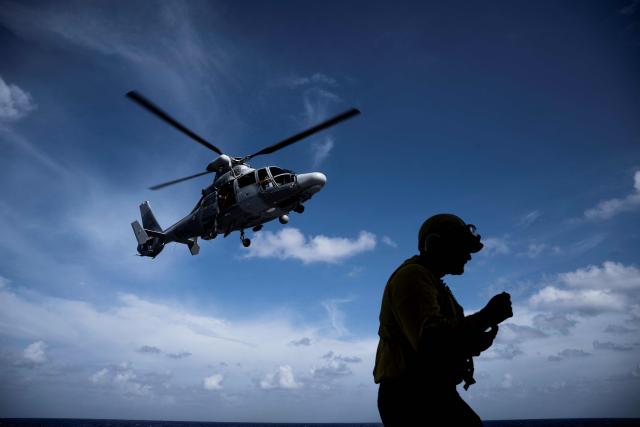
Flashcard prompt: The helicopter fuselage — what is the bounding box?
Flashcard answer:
[149,163,326,251]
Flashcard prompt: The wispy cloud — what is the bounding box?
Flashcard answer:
[321,298,353,337]
[280,73,337,89]
[312,136,334,168]
[0,76,36,121]
[517,210,541,228]
[382,235,398,248]
[583,171,640,221]
[245,227,376,264]
[23,340,47,364]
[481,237,511,256]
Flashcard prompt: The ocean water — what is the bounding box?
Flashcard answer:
[1,419,640,427]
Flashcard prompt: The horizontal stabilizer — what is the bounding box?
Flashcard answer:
[131,221,150,245]
[145,228,166,240]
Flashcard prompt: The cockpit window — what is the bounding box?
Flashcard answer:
[269,167,285,176]
[238,172,256,188]
[274,174,293,185]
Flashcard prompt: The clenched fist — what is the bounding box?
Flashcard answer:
[480,292,513,326]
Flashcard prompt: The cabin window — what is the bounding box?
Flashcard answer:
[238,172,256,188]
[257,168,269,181]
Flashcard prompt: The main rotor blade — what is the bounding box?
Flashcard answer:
[149,171,213,191]
[245,108,361,160]
[126,91,223,155]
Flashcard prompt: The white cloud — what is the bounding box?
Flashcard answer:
[481,237,510,256]
[312,137,334,168]
[282,73,337,88]
[0,284,379,420]
[558,261,640,291]
[88,362,161,397]
[23,340,47,364]
[245,228,376,264]
[321,298,352,337]
[584,171,640,220]
[259,365,300,390]
[530,286,626,315]
[529,261,640,316]
[203,373,224,390]
[517,210,541,228]
[0,76,36,121]
[382,235,398,248]
[523,243,546,258]
[500,373,513,389]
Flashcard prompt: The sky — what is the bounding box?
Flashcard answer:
[0,0,639,422]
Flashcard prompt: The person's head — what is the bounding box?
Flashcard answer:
[418,213,483,275]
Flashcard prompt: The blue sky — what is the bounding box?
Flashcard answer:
[0,0,639,422]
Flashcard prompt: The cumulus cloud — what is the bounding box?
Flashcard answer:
[529,261,640,316]
[23,340,47,364]
[259,365,300,390]
[558,261,640,291]
[483,343,524,360]
[533,314,577,336]
[203,373,224,390]
[382,235,398,248]
[89,362,168,397]
[0,76,36,121]
[310,360,352,380]
[0,284,378,419]
[584,171,640,221]
[530,287,626,315]
[245,228,376,264]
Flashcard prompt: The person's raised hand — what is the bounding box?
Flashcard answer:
[481,292,513,326]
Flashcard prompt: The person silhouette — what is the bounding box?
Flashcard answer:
[373,214,513,426]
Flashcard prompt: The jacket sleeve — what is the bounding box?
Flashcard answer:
[390,265,489,358]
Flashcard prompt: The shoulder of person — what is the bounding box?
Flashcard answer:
[388,258,438,296]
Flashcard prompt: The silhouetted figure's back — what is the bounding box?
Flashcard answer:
[373,214,513,426]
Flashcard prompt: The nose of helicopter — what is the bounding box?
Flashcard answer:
[297,172,327,194]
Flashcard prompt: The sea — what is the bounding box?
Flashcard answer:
[1,420,640,427]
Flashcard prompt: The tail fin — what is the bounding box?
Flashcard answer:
[131,220,151,245]
[140,201,162,232]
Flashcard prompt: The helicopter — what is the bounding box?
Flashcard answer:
[127,91,360,257]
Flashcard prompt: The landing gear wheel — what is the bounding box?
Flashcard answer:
[293,205,305,214]
[242,238,251,247]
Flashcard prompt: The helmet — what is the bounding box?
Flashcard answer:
[418,213,483,254]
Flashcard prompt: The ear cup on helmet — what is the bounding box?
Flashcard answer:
[423,233,441,254]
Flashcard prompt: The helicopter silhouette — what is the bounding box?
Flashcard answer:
[127,91,360,257]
